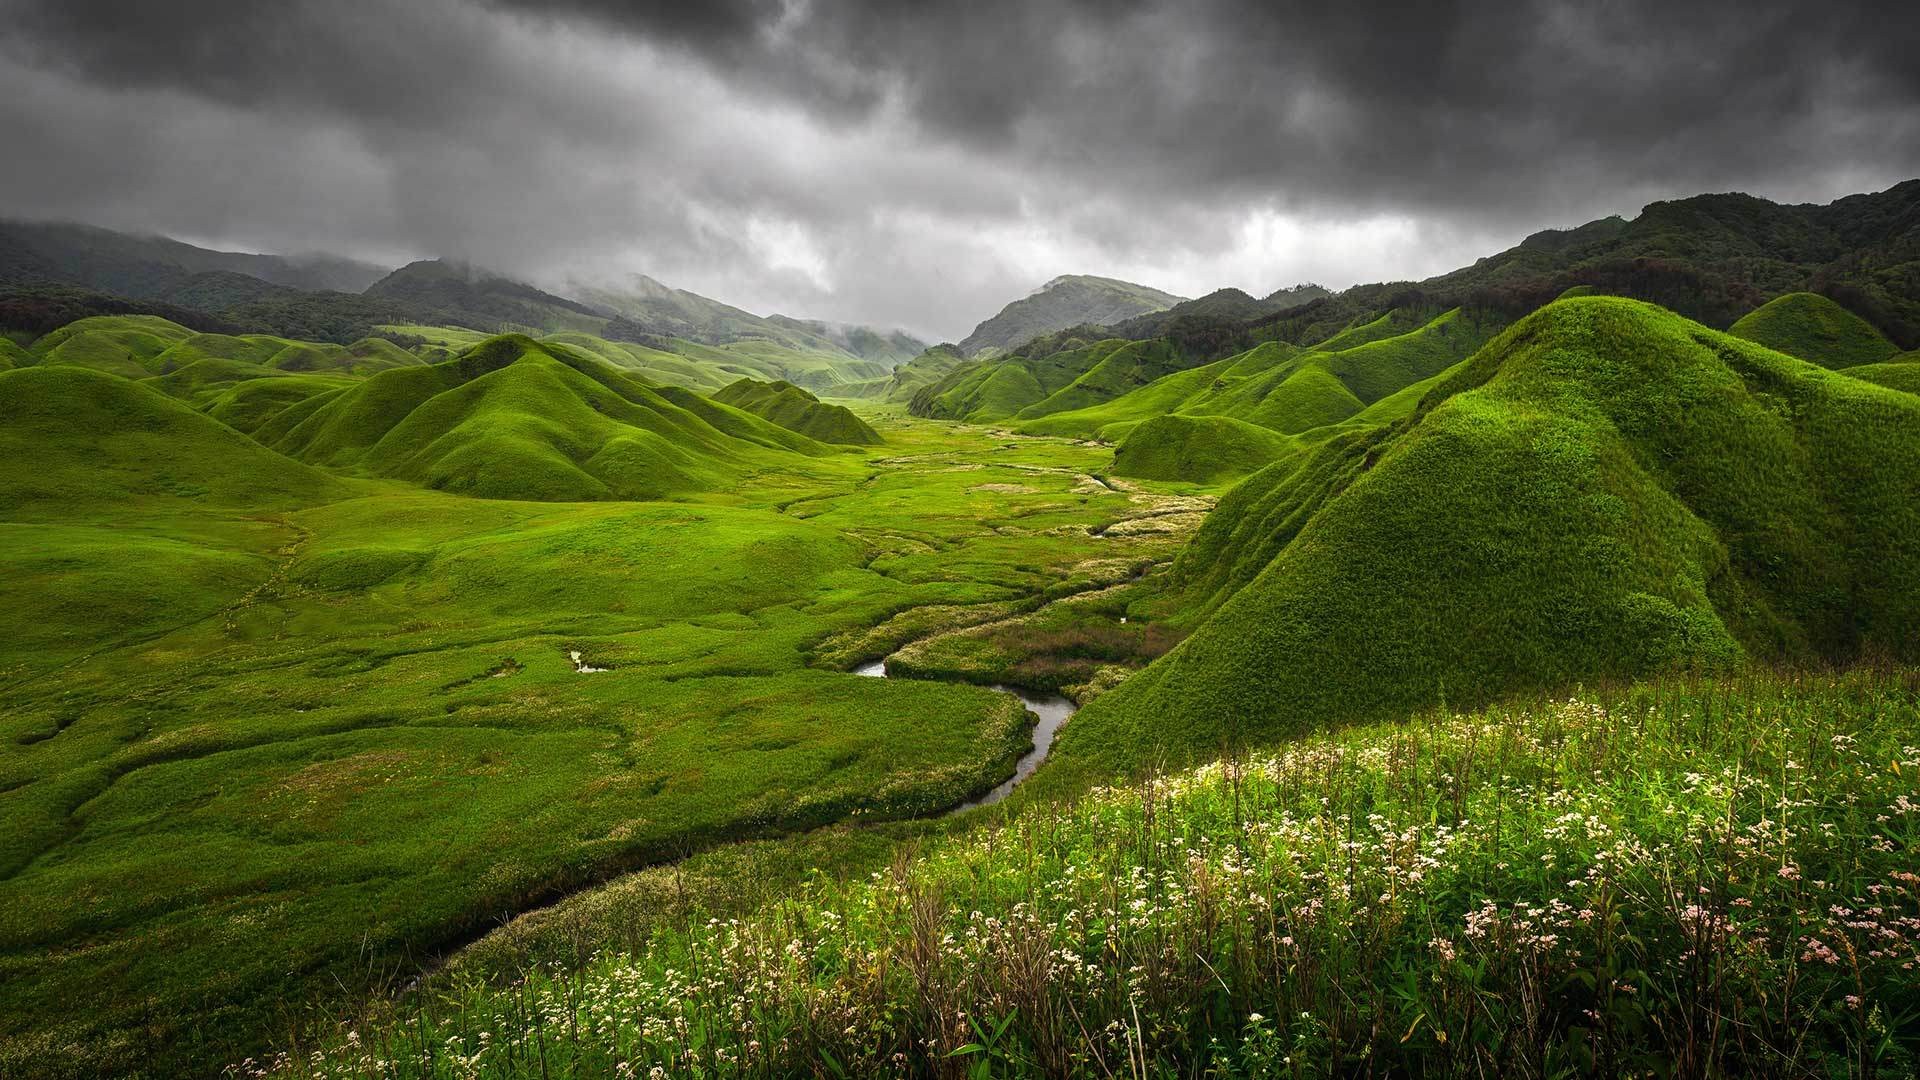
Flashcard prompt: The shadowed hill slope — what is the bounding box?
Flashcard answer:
[1728,291,1902,368]
[271,334,836,501]
[1045,297,1920,787]
[710,378,882,445]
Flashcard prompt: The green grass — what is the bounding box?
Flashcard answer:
[269,334,853,502]
[9,291,1920,1078]
[1847,355,1920,395]
[26,314,196,378]
[710,378,883,445]
[1048,297,1920,787]
[0,379,1191,1075]
[269,671,1920,1078]
[1729,291,1901,369]
[1010,308,1501,442]
[0,365,348,517]
[1111,413,1299,484]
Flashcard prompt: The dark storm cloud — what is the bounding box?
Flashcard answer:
[1,0,1916,339]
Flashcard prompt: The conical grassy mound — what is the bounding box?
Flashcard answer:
[1729,292,1900,369]
[1050,297,1920,783]
[272,334,835,501]
[710,377,882,445]
[1110,413,1297,484]
[0,365,346,514]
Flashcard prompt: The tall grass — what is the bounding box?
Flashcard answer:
[252,672,1920,1078]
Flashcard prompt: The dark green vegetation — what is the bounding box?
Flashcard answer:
[957,274,1186,356]
[1729,291,1903,368]
[709,377,883,445]
[1047,297,1920,788]
[274,672,1920,1079]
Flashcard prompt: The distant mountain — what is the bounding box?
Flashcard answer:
[572,274,794,345]
[958,275,1186,357]
[0,220,390,297]
[570,275,923,367]
[365,260,606,334]
[765,315,927,365]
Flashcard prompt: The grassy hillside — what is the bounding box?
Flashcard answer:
[0,365,347,516]
[27,313,195,378]
[1048,297,1920,785]
[278,672,1920,1078]
[1014,307,1502,441]
[710,377,883,445]
[1846,352,1920,395]
[1110,412,1298,484]
[271,334,842,501]
[910,337,1134,422]
[1729,291,1902,368]
[959,275,1186,356]
[858,343,967,402]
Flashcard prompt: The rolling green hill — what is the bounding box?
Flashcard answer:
[1845,351,1920,394]
[0,364,347,515]
[958,275,1186,356]
[271,334,839,500]
[1048,296,1920,784]
[1004,306,1503,441]
[709,378,883,445]
[26,313,196,378]
[1728,291,1902,368]
[1109,413,1298,484]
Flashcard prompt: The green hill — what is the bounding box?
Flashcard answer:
[272,334,837,501]
[1012,307,1501,440]
[1110,413,1297,484]
[0,365,346,515]
[709,378,882,445]
[26,313,195,378]
[1049,297,1920,783]
[958,275,1186,356]
[1728,291,1902,368]
[1845,351,1920,395]
[909,336,1134,421]
[870,344,968,402]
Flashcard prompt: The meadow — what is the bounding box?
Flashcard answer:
[0,375,1205,1076]
[4,277,1919,1080]
[254,671,1920,1078]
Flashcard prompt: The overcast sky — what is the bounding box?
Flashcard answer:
[2,0,1916,341]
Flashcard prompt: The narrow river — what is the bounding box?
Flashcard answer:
[853,659,1076,811]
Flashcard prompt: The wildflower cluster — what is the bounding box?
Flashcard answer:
[260,674,1920,1078]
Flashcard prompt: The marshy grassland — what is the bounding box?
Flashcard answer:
[0,377,1204,1076]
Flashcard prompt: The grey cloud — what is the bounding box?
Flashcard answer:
[0,0,1915,339]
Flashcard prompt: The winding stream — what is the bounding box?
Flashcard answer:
[854,659,1076,811]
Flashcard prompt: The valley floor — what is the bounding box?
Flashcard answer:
[0,407,1206,1077]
